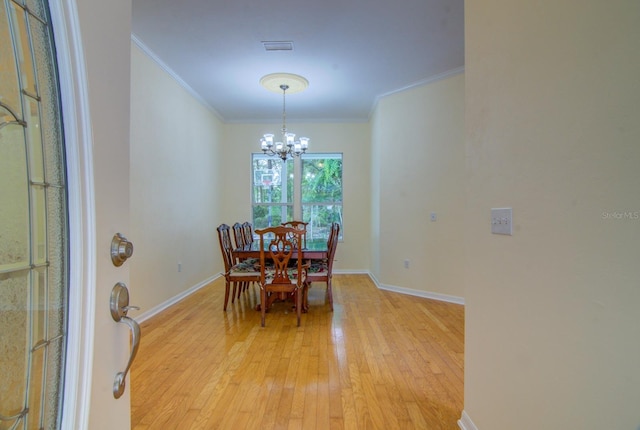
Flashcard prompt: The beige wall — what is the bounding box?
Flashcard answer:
[370,73,466,301]
[463,1,640,428]
[129,43,225,316]
[221,122,371,272]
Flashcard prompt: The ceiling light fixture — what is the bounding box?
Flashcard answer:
[259,73,309,161]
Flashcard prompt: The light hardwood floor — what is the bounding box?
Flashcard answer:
[131,274,464,429]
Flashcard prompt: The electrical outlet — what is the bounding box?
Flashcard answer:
[178,262,182,272]
[404,259,410,269]
[491,208,512,235]
[430,212,437,222]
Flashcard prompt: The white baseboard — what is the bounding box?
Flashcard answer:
[135,274,221,323]
[458,411,478,430]
[333,269,369,275]
[369,273,465,305]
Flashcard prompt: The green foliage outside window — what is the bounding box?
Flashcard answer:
[301,155,343,240]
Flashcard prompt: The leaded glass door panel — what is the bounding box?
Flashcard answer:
[1,0,68,428]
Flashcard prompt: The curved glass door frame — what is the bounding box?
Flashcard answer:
[47,1,96,428]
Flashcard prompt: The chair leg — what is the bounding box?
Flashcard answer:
[296,287,302,326]
[239,281,253,298]
[231,282,238,303]
[223,280,230,311]
[327,278,333,311]
[302,282,310,313]
[260,288,266,327]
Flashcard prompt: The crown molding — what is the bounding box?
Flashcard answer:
[369,66,465,119]
[130,33,224,121]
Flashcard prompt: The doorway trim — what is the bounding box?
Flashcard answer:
[49,1,97,429]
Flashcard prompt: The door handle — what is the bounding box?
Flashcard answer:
[110,282,141,399]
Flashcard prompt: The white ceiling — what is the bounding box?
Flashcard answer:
[131,0,464,123]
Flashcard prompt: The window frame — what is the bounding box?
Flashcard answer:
[251,152,343,240]
[250,153,293,229]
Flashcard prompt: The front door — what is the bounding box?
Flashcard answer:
[52,0,134,429]
[1,1,134,429]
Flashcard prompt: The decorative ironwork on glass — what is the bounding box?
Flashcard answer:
[1,0,69,428]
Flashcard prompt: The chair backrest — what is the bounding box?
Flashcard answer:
[232,222,246,249]
[326,222,340,273]
[256,226,305,287]
[216,224,234,272]
[282,220,308,230]
[281,221,308,249]
[242,221,254,245]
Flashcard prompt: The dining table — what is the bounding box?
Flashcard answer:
[232,238,328,313]
[232,238,328,261]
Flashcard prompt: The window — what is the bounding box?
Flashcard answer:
[301,153,343,240]
[252,155,293,228]
[252,153,343,239]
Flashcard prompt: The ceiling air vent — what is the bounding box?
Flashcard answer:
[262,41,294,51]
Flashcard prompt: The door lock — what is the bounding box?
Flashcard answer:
[111,233,134,267]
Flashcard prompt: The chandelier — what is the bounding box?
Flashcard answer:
[259,73,310,161]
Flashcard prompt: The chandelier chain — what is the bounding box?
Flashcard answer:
[281,84,288,133]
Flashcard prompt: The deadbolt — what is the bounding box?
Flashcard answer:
[111,233,134,267]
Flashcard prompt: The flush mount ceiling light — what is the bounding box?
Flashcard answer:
[259,73,310,161]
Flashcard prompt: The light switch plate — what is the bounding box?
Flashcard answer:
[491,208,512,235]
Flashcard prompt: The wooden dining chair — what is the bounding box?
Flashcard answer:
[216,224,260,311]
[231,221,255,298]
[255,226,308,327]
[242,221,254,246]
[232,222,246,250]
[281,220,308,249]
[304,222,340,311]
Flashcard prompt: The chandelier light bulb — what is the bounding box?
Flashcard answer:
[285,133,295,147]
[261,133,275,150]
